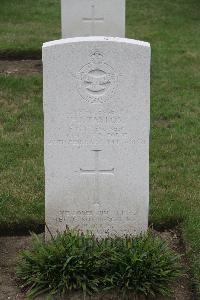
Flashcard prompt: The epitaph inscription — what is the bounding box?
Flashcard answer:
[56,209,138,235]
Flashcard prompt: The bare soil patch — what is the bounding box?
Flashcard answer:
[0,51,41,61]
[0,230,194,300]
[0,60,42,75]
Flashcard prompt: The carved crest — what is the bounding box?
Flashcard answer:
[77,50,117,104]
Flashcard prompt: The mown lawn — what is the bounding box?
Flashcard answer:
[0,0,60,57]
[0,76,44,228]
[0,0,200,294]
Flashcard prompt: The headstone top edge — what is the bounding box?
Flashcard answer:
[42,37,150,49]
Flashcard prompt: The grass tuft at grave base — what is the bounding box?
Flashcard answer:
[16,230,182,298]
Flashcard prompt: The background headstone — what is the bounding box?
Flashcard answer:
[61,0,125,38]
[43,37,151,238]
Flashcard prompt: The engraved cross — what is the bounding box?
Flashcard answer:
[82,3,104,35]
[80,150,114,205]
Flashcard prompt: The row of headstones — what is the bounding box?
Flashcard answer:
[43,0,151,238]
[61,0,125,38]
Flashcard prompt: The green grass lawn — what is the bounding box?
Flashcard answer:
[0,0,200,294]
[0,76,44,229]
[0,0,60,58]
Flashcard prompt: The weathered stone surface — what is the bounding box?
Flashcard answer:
[61,0,125,38]
[43,37,151,238]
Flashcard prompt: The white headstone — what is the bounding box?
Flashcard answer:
[61,0,125,38]
[43,37,151,238]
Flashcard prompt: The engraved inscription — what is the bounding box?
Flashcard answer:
[47,108,147,146]
[82,2,104,35]
[80,150,114,205]
[77,51,118,103]
[56,210,137,229]
[48,137,146,147]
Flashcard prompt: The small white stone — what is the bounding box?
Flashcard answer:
[43,37,151,238]
[61,0,125,38]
